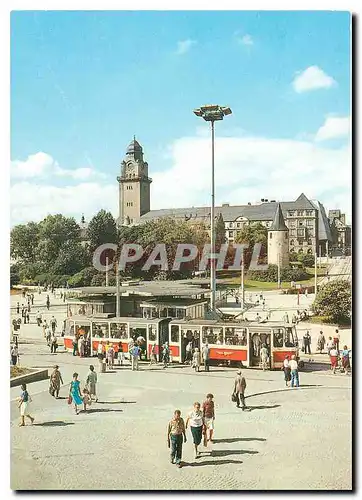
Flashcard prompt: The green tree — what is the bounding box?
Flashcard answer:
[10,222,40,262]
[10,264,20,287]
[87,210,118,253]
[312,280,352,324]
[215,213,226,249]
[235,222,268,268]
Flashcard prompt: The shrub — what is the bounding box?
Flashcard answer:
[248,265,309,283]
[312,279,351,325]
[298,253,315,267]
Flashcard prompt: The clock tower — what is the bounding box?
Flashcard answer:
[117,137,152,226]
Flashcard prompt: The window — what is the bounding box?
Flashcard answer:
[297,210,304,216]
[202,326,222,344]
[93,322,109,339]
[170,325,180,343]
[297,229,304,236]
[284,327,297,347]
[290,229,296,237]
[269,233,273,239]
[307,239,312,245]
[273,329,284,348]
[237,223,241,228]
[306,210,313,216]
[288,211,295,216]
[228,231,233,238]
[298,221,304,226]
[289,221,296,227]
[285,233,288,239]
[290,239,294,245]
[307,220,313,226]
[225,327,247,346]
[110,322,128,339]
[148,325,157,341]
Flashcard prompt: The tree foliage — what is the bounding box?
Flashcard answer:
[234,222,268,268]
[312,279,352,324]
[87,210,118,253]
[10,222,40,262]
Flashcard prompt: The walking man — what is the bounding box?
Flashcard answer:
[36,311,42,327]
[333,329,340,352]
[289,355,299,388]
[149,343,157,366]
[131,344,140,371]
[303,331,312,355]
[167,410,186,468]
[202,342,210,372]
[46,295,50,310]
[317,331,326,354]
[260,344,269,371]
[16,302,20,314]
[233,370,247,410]
[86,365,98,402]
[185,341,193,365]
[50,316,57,334]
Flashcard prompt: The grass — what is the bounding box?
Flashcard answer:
[10,366,33,378]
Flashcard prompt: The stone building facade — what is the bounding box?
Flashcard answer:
[267,204,290,267]
[117,139,336,256]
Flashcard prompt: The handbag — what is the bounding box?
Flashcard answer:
[68,395,72,405]
[231,392,237,402]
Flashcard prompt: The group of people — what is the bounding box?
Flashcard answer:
[282,355,301,387]
[316,329,351,374]
[185,341,210,372]
[167,394,215,467]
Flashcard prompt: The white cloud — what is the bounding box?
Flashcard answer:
[239,34,254,46]
[315,116,350,142]
[150,134,351,222]
[11,182,118,226]
[11,133,352,226]
[11,152,106,181]
[293,66,336,93]
[175,39,196,55]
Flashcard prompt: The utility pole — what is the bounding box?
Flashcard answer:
[240,258,245,309]
[115,261,120,317]
[319,244,322,268]
[314,251,318,297]
[277,249,281,289]
[105,256,109,287]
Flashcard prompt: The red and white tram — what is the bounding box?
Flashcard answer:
[169,319,300,369]
[63,316,171,358]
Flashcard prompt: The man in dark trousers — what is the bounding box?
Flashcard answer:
[303,331,312,355]
[234,370,247,410]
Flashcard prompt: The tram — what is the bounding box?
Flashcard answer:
[168,319,300,369]
[63,315,300,370]
[63,316,171,358]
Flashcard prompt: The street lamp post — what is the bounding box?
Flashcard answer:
[193,105,232,313]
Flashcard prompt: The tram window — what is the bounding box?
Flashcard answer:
[235,328,247,346]
[93,322,109,339]
[273,329,284,348]
[70,324,75,337]
[181,329,194,342]
[284,327,296,347]
[148,325,157,341]
[75,325,90,339]
[171,325,180,343]
[176,309,185,319]
[110,323,128,339]
[202,326,220,345]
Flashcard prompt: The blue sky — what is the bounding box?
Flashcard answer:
[10,10,351,224]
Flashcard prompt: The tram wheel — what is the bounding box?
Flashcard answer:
[298,360,305,370]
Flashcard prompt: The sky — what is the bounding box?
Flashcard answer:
[10,10,351,226]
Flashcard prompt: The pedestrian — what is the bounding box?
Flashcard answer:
[185,341,193,365]
[167,409,186,468]
[235,295,239,305]
[317,331,326,354]
[305,288,308,298]
[78,336,85,358]
[42,320,48,338]
[262,299,266,311]
[50,334,58,354]
[202,342,210,372]
[68,373,83,415]
[17,384,34,427]
[26,311,30,324]
[192,347,201,372]
[303,331,312,355]
[45,325,51,345]
[282,356,291,387]
[329,345,339,374]
[49,365,63,398]
[97,343,104,372]
[27,301,31,313]
[233,370,247,410]
[31,293,34,305]
[260,344,269,371]
[333,329,340,352]
[107,344,115,370]
[202,393,215,445]
[149,343,157,366]
[284,312,289,324]
[118,341,124,366]
[86,365,98,402]
[11,344,19,366]
[185,402,204,459]
[162,342,170,369]
[46,295,50,310]
[50,316,57,334]
[72,337,78,356]
[16,302,20,314]
[131,344,140,371]
[292,313,297,325]
[36,311,42,327]
[326,337,334,355]
[289,355,299,388]
[82,388,91,412]
[341,345,351,375]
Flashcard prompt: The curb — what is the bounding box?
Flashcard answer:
[10,368,49,388]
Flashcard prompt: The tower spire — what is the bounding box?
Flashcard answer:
[270,203,288,231]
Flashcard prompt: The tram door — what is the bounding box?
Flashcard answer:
[249,331,271,367]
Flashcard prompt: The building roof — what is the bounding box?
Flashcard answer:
[269,203,288,231]
[126,137,143,154]
[73,282,209,298]
[311,200,334,242]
